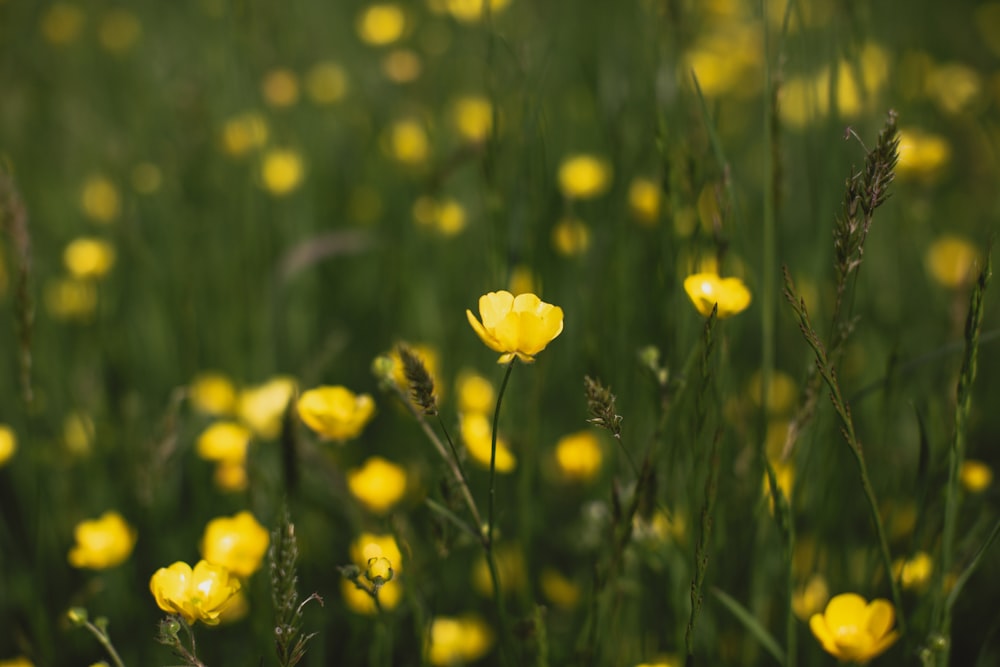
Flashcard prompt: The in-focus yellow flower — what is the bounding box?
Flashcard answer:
[539,568,581,609]
[809,593,899,664]
[925,235,980,289]
[356,4,406,46]
[551,217,591,257]
[260,148,305,196]
[44,278,97,321]
[347,456,407,514]
[893,551,932,591]
[261,68,300,108]
[343,532,404,614]
[297,385,375,441]
[896,128,951,182]
[791,574,829,621]
[384,119,430,166]
[130,162,162,194]
[305,61,348,104]
[221,111,269,158]
[196,421,251,463]
[40,3,84,45]
[683,273,752,318]
[554,431,603,482]
[460,412,516,472]
[960,459,993,493]
[455,370,494,414]
[68,511,137,569]
[472,543,525,597]
[0,425,16,467]
[382,49,422,83]
[189,372,238,416]
[466,290,564,364]
[200,511,270,578]
[149,560,241,626]
[445,0,511,23]
[351,532,403,574]
[237,376,296,439]
[451,95,494,143]
[557,154,611,199]
[63,238,115,280]
[427,615,494,665]
[98,9,141,54]
[628,177,662,226]
[80,175,121,225]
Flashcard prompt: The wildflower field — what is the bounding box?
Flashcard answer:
[2,0,1000,665]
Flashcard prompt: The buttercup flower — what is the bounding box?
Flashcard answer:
[200,511,270,578]
[554,431,603,482]
[539,568,581,609]
[260,148,305,196]
[472,543,525,597]
[557,154,611,199]
[189,372,238,416]
[237,376,296,439]
[80,175,121,225]
[809,593,899,664]
[551,217,591,257]
[0,657,34,667]
[63,237,116,280]
[98,9,141,54]
[960,459,993,493]
[445,0,511,23]
[456,370,494,414]
[261,68,300,108]
[347,456,407,513]
[460,412,516,472]
[196,421,251,464]
[628,177,662,225]
[44,278,97,320]
[0,425,16,467]
[342,532,404,614]
[305,61,348,104]
[221,111,269,157]
[297,385,375,441]
[925,235,980,289]
[792,574,830,620]
[683,273,752,318]
[68,511,137,569]
[466,290,564,363]
[149,560,241,626]
[893,551,932,591]
[356,3,406,46]
[451,95,494,143]
[426,615,494,665]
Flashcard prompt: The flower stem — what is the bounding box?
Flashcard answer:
[81,620,127,667]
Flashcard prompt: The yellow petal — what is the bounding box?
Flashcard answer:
[478,291,514,329]
[466,309,505,353]
[825,592,868,627]
[864,598,896,639]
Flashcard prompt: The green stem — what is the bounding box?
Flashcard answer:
[83,621,127,667]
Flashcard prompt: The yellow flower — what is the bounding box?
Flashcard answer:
[412,196,467,236]
[426,615,494,665]
[628,177,662,226]
[63,237,116,280]
[237,376,296,439]
[217,589,250,624]
[0,425,16,467]
[551,217,591,256]
[554,431,603,482]
[539,568,581,609]
[351,532,403,574]
[960,459,993,493]
[68,511,137,569]
[460,412,516,472]
[683,273,752,318]
[98,9,141,54]
[297,385,375,441]
[356,4,406,46]
[451,95,494,143]
[634,658,682,667]
[149,560,241,626]
[44,278,97,320]
[747,370,798,415]
[809,593,899,664]
[763,460,794,513]
[445,0,511,23]
[347,456,407,514]
[260,148,305,196]
[80,175,121,225]
[472,543,525,597]
[896,128,951,182]
[213,461,248,493]
[200,512,270,578]
[388,344,442,401]
[507,265,536,297]
[893,551,932,591]
[466,290,564,364]
[305,61,348,104]
[221,111,269,157]
[455,370,494,414]
[925,62,982,115]
[342,532,404,613]
[63,411,95,456]
[189,372,238,416]
[261,68,300,108]
[40,3,84,45]
[0,657,34,667]
[925,235,980,289]
[341,576,403,614]
[791,574,829,621]
[382,49,422,83]
[557,154,611,199]
[384,119,430,166]
[196,421,251,464]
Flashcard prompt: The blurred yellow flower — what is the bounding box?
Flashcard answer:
[747,370,798,416]
[216,588,250,624]
[389,344,441,401]
[68,511,137,569]
[925,62,982,115]
[633,508,686,545]
[628,177,661,226]
[149,560,241,626]
[809,593,899,664]
[960,459,993,493]
[460,412,515,472]
[557,154,611,199]
[221,111,269,158]
[351,532,403,574]
[763,460,794,513]
[412,196,467,236]
[445,0,511,23]
[40,3,84,45]
[305,61,348,104]
[683,273,751,318]
[554,431,603,482]
[343,531,404,613]
[98,9,141,54]
[539,568,581,609]
[347,456,407,514]
[791,574,829,621]
[130,162,162,194]
[893,551,932,591]
[261,68,300,108]
[682,25,762,98]
[466,290,564,363]
[426,615,494,665]
[896,128,951,182]
[200,511,270,578]
[196,421,251,463]
[634,658,681,667]
[63,411,95,456]
[80,175,121,225]
[456,370,494,414]
[0,657,34,667]
[451,95,494,143]
[213,461,248,492]
[44,278,97,321]
[0,425,16,467]
[551,217,590,257]
[63,237,115,280]
[507,264,536,297]
[189,372,238,416]
[341,576,403,614]
[260,148,305,196]
[925,235,980,289]
[237,376,296,439]
[472,543,525,596]
[356,4,406,46]
[297,385,375,441]
[382,49,422,83]
[385,119,430,166]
